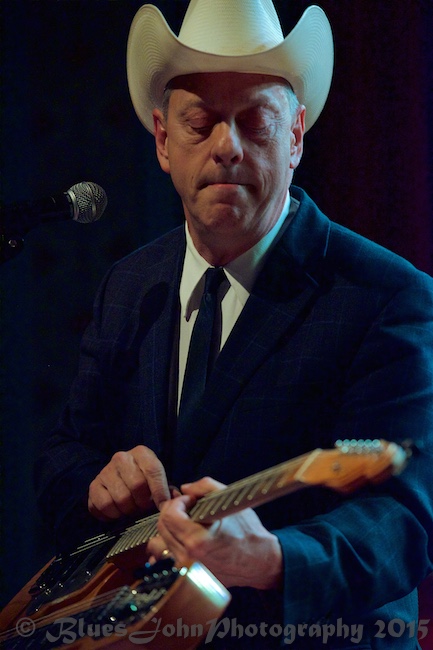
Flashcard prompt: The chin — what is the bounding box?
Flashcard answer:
[202,212,251,235]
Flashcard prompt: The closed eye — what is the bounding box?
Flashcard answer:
[237,107,276,138]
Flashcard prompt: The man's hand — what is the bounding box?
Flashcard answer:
[88,445,170,521]
[147,477,283,591]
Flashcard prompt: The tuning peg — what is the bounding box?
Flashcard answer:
[335,439,383,454]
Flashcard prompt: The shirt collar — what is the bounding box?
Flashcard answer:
[180,190,291,318]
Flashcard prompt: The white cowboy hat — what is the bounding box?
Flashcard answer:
[127,0,333,133]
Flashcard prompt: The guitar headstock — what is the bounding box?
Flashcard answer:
[294,439,410,493]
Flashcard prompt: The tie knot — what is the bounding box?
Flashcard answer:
[204,267,226,295]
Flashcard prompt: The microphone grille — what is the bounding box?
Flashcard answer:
[67,181,108,223]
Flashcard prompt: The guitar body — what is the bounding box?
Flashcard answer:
[0,560,131,624]
[66,561,231,650]
[0,558,55,629]
[0,556,230,649]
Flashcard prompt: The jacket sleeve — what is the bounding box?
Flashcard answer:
[273,271,433,626]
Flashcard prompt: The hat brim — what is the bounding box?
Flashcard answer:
[127,4,333,133]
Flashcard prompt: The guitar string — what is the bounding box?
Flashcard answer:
[0,583,149,641]
[0,590,120,640]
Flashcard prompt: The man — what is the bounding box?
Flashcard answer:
[36,1,433,648]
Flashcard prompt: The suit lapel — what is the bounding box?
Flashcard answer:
[172,190,333,482]
[136,228,185,467]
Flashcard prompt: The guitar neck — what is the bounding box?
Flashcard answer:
[188,452,317,523]
[106,452,314,561]
[106,439,407,562]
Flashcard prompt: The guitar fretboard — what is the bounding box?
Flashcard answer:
[106,452,313,560]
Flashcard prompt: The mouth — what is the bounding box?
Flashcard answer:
[200,181,247,190]
[211,182,240,188]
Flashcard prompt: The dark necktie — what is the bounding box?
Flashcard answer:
[178,266,226,420]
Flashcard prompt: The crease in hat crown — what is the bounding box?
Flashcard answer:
[178,0,284,54]
[127,0,334,133]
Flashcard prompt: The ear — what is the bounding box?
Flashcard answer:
[153,109,170,174]
[289,105,306,170]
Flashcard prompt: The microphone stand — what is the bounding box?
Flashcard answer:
[0,224,25,264]
[0,237,25,264]
[0,197,69,264]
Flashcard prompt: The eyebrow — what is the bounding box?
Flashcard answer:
[178,99,211,115]
[177,96,279,119]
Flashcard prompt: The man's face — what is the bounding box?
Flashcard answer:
[153,72,305,263]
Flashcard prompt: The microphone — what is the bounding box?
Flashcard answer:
[1,181,108,232]
[0,182,108,263]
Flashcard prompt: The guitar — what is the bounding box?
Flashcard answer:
[0,439,409,649]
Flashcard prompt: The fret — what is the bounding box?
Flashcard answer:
[187,500,209,522]
[245,478,263,501]
[191,498,218,522]
[219,487,242,512]
[232,482,256,508]
[207,493,230,518]
[260,472,280,494]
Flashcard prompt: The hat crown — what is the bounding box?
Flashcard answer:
[178,0,284,55]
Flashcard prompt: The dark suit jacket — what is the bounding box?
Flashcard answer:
[36,187,433,648]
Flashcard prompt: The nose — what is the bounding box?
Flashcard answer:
[210,121,244,167]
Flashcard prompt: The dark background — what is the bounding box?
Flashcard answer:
[1,0,432,609]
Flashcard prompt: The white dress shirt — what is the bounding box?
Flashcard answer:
[178,191,292,405]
